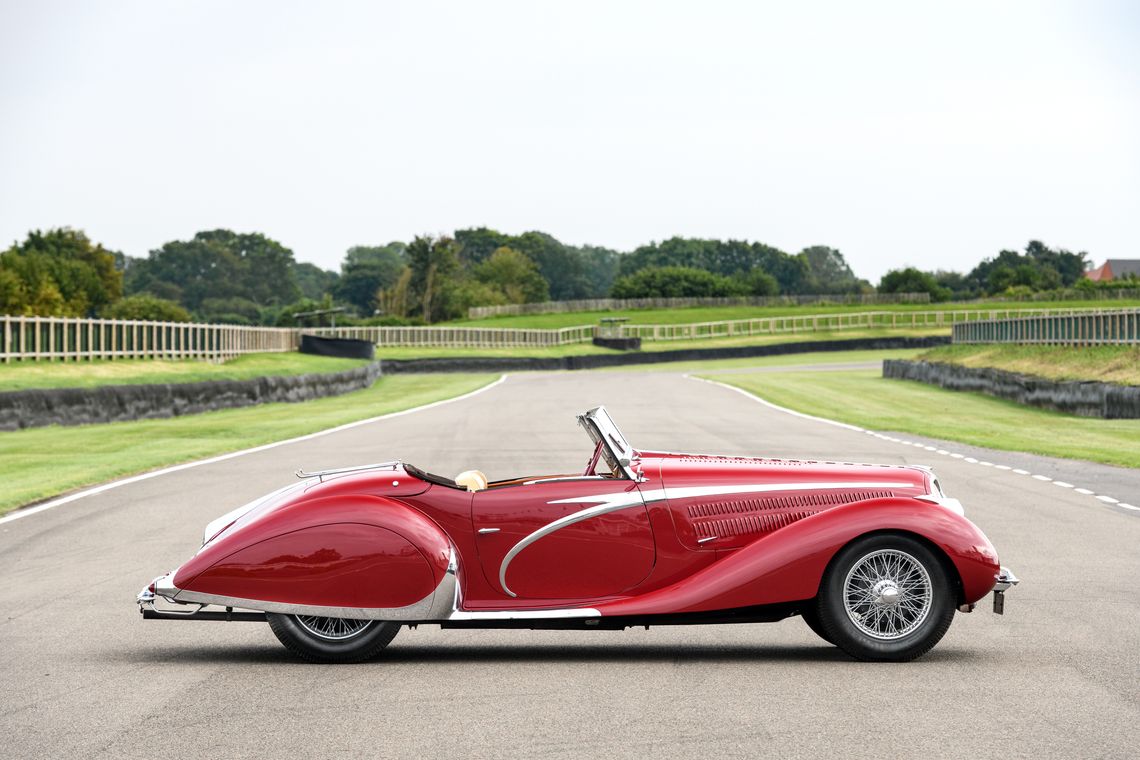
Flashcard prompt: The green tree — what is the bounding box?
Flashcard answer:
[610,266,749,298]
[103,294,191,322]
[473,247,550,303]
[798,246,867,294]
[406,235,463,322]
[334,243,406,315]
[126,230,300,312]
[0,228,123,316]
[618,237,812,294]
[878,267,951,301]
[735,268,779,296]
[293,262,340,301]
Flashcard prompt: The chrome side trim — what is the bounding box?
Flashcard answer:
[498,488,647,597]
[449,608,601,620]
[496,480,915,597]
[144,547,601,622]
[521,476,609,485]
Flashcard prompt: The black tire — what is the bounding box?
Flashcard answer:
[267,613,400,663]
[815,533,955,662]
[800,606,834,645]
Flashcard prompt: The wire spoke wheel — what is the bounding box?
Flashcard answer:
[842,548,932,641]
[293,615,374,641]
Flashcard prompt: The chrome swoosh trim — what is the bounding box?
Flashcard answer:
[149,547,601,622]
[497,481,915,597]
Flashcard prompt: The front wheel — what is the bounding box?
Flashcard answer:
[267,613,400,663]
[815,534,955,662]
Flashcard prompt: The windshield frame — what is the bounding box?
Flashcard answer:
[576,406,637,480]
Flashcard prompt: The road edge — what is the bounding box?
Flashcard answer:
[0,373,509,526]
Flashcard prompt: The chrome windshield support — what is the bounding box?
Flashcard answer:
[295,461,401,481]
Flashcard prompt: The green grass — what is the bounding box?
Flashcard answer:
[0,352,370,392]
[918,344,1140,386]
[377,327,947,360]
[0,373,495,515]
[448,299,1140,330]
[704,369,1140,469]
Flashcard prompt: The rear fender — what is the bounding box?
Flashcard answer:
[172,495,451,610]
[595,497,999,616]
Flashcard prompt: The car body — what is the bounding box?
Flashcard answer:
[139,406,1017,662]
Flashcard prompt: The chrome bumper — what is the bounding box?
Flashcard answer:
[992,566,1019,614]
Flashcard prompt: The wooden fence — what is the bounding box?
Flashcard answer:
[466,292,931,319]
[0,315,297,362]
[5,307,1137,361]
[306,324,595,349]
[952,309,1140,345]
[620,308,1111,342]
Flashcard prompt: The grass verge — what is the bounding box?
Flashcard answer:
[704,369,1140,469]
[0,373,495,515]
[917,344,1140,386]
[0,352,370,392]
[449,299,1140,330]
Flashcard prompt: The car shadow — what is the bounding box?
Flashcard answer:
[117,641,970,665]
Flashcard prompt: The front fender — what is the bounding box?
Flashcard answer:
[172,494,451,610]
[595,497,1000,616]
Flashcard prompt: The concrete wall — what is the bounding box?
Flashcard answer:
[0,362,383,431]
[381,336,950,374]
[882,359,1140,419]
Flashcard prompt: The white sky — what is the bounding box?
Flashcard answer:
[1,1,1137,281]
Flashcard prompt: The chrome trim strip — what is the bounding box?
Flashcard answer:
[496,480,915,597]
[145,547,601,622]
[521,476,609,485]
[477,527,501,534]
[295,461,400,480]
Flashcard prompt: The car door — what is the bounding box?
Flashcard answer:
[471,477,655,600]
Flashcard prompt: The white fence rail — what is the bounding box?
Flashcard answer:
[952,309,1140,345]
[306,325,594,348]
[467,292,932,319]
[4,307,1138,361]
[619,308,1116,342]
[0,315,296,362]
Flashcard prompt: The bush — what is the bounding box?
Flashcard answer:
[610,266,749,298]
[878,267,952,302]
[102,294,191,322]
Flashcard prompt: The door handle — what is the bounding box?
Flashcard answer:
[477,528,500,534]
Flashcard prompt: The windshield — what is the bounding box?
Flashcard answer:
[577,406,636,480]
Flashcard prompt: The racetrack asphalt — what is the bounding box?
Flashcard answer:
[1,368,1137,759]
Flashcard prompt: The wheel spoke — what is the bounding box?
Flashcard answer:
[842,548,933,641]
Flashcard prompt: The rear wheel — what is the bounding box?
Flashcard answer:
[815,534,955,662]
[267,613,400,663]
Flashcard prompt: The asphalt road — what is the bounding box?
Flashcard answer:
[2,369,1138,759]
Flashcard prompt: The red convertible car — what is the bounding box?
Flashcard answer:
[139,406,1017,663]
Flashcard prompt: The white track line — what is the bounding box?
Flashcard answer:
[0,374,510,526]
[689,375,1135,516]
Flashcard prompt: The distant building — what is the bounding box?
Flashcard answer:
[1085,259,1140,282]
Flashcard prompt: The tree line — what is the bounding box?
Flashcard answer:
[0,227,1125,325]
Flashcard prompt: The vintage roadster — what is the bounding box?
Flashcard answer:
[138,406,1017,663]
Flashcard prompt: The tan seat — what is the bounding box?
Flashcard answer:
[455,470,488,492]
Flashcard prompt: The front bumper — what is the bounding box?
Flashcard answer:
[992,566,1019,614]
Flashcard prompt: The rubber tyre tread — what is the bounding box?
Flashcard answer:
[816,533,955,663]
[800,607,834,645]
[267,614,400,663]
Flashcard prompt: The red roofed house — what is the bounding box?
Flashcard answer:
[1085,259,1140,282]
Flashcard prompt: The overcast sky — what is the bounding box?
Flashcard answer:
[1,1,1137,281]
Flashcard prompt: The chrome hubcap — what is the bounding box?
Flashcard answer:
[294,615,373,641]
[843,549,932,640]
